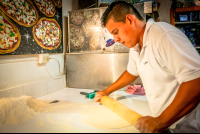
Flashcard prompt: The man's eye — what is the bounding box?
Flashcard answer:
[114,31,118,34]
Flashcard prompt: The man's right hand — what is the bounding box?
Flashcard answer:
[94,90,109,102]
[94,71,138,102]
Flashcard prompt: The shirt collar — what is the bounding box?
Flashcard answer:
[132,18,155,51]
[132,43,140,51]
[143,18,155,48]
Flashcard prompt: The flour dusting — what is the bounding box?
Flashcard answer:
[0,96,48,126]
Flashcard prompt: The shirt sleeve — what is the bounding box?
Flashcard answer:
[157,30,200,84]
[127,48,139,76]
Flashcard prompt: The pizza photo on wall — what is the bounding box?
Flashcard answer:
[89,35,100,50]
[32,17,62,50]
[82,19,96,38]
[51,0,62,8]
[69,11,84,25]
[0,10,21,54]
[34,0,56,17]
[69,24,85,49]
[0,0,39,27]
[83,10,94,19]
[69,9,102,52]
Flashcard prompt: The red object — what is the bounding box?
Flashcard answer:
[126,85,146,96]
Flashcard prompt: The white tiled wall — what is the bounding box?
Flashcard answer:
[0,86,23,98]
[0,54,66,98]
[0,59,41,90]
[47,78,65,94]
[23,80,48,98]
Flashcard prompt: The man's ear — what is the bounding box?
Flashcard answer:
[126,14,136,27]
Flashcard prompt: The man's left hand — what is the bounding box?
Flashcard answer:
[134,116,166,133]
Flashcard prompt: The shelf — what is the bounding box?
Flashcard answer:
[175,21,200,24]
[171,6,200,26]
[175,6,200,12]
[196,47,200,49]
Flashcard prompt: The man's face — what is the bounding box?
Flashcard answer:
[106,17,139,48]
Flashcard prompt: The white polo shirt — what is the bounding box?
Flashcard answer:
[127,19,200,117]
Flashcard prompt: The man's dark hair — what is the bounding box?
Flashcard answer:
[101,1,144,27]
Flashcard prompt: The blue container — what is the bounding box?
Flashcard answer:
[106,39,115,47]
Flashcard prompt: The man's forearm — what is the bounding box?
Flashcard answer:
[156,77,200,130]
[104,70,138,95]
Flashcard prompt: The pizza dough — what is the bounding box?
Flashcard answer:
[79,106,131,129]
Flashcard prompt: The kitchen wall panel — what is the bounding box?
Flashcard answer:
[66,53,142,90]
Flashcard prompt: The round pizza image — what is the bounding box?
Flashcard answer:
[33,18,62,50]
[93,10,99,21]
[91,10,100,26]
[83,10,94,19]
[69,11,84,25]
[51,0,62,8]
[70,24,85,49]
[82,19,96,38]
[0,10,21,54]
[0,0,39,27]
[34,0,56,17]
[89,35,100,50]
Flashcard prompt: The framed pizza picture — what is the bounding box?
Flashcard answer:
[32,17,62,50]
[51,0,62,8]
[0,0,63,55]
[0,10,21,54]
[0,0,39,27]
[33,0,56,17]
[68,8,104,53]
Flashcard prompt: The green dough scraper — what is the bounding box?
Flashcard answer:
[80,91,98,99]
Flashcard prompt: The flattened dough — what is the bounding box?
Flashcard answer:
[79,106,131,129]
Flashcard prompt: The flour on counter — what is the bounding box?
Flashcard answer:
[26,96,48,112]
[0,96,48,126]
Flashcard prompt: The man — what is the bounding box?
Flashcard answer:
[94,1,200,133]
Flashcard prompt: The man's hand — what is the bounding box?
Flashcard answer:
[94,90,109,102]
[94,71,138,102]
[134,116,166,133]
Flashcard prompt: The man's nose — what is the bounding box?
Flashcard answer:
[114,36,120,43]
